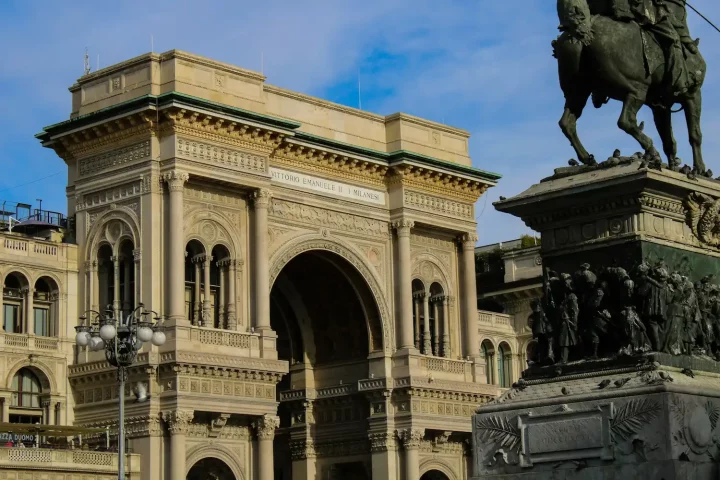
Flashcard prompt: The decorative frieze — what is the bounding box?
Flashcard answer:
[177,137,267,174]
[404,190,473,219]
[269,199,390,238]
[79,141,151,177]
[388,165,488,203]
[76,182,143,211]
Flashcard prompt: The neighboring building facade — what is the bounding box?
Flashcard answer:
[475,238,543,389]
[33,50,503,480]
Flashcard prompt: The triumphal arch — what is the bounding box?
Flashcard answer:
[38,50,500,480]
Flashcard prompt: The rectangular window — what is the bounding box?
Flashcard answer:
[34,308,49,337]
[3,304,21,333]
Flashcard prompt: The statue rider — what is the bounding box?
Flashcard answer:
[629,0,698,97]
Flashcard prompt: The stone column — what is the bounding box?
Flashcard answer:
[25,288,34,335]
[164,170,190,324]
[41,400,50,425]
[111,255,121,319]
[413,294,421,350]
[133,250,142,305]
[54,402,61,425]
[162,410,194,480]
[433,299,440,356]
[0,273,4,331]
[0,397,9,422]
[202,255,213,326]
[218,261,226,329]
[369,432,398,480]
[226,260,237,330]
[460,232,479,358]
[393,220,415,350]
[85,261,96,313]
[422,293,431,355]
[123,257,132,314]
[442,297,450,357]
[253,189,272,330]
[398,428,424,480]
[254,414,279,480]
[192,257,202,325]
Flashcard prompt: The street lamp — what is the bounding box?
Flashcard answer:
[75,304,165,480]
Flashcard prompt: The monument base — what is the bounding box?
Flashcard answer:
[471,356,720,479]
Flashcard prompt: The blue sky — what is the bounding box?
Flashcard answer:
[1,0,719,245]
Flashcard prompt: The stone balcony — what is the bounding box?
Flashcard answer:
[0,447,140,478]
[0,332,62,352]
[0,234,77,266]
[478,310,517,333]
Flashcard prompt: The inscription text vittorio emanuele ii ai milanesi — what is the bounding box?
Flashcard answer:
[270,167,385,205]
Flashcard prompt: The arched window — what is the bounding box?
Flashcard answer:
[498,342,513,388]
[211,245,231,329]
[118,240,135,318]
[429,283,446,357]
[481,340,495,385]
[97,244,114,313]
[11,369,40,408]
[34,277,59,337]
[3,272,28,333]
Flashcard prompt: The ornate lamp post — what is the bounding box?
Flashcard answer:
[75,304,165,480]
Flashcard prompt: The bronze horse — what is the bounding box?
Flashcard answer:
[555,0,706,172]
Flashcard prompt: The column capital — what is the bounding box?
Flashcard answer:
[252,189,272,208]
[459,232,479,248]
[253,414,279,440]
[132,249,142,261]
[397,428,425,450]
[392,219,414,237]
[41,399,51,409]
[163,170,190,191]
[368,431,398,452]
[162,409,195,436]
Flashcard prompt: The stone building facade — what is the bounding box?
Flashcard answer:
[35,50,504,480]
[475,240,543,389]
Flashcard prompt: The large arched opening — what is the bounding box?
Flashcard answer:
[187,457,236,480]
[421,469,451,480]
[270,249,382,479]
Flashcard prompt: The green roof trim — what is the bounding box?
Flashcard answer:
[36,91,501,183]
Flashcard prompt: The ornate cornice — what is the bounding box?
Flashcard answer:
[161,107,284,155]
[55,113,156,160]
[387,165,488,203]
[272,142,387,188]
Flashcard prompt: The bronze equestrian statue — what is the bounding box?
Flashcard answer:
[555,0,707,172]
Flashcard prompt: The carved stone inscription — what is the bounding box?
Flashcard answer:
[518,404,613,468]
[527,417,602,455]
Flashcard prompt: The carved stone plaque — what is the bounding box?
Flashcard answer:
[518,404,614,467]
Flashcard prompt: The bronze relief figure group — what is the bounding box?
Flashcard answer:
[529,261,720,365]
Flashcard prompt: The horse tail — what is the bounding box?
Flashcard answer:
[557,0,594,45]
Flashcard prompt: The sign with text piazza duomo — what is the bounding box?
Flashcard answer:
[270,167,386,205]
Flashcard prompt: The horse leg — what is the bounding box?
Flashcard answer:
[559,91,595,165]
[618,96,659,161]
[652,106,679,170]
[684,90,706,174]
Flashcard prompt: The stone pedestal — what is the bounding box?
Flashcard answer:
[472,162,720,479]
[495,162,720,280]
[471,355,720,479]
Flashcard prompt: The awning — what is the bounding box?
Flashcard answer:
[0,423,107,436]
